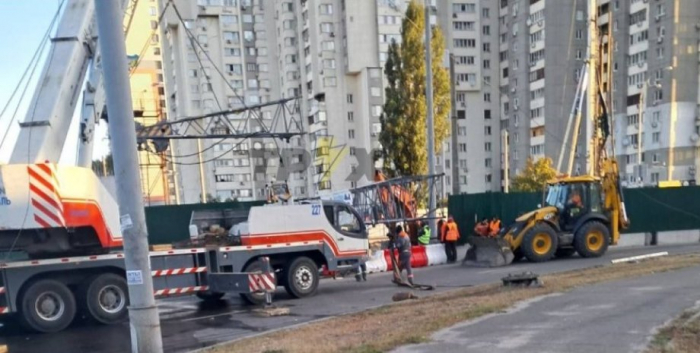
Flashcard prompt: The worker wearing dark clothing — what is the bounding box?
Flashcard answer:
[393,225,413,285]
[355,262,367,282]
[442,216,461,263]
[437,218,445,243]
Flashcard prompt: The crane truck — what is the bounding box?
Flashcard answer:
[0,0,368,333]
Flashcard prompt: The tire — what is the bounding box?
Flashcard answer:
[20,279,76,333]
[574,221,610,258]
[77,273,129,325]
[196,291,225,302]
[555,247,577,258]
[239,259,276,306]
[283,257,319,299]
[520,223,558,263]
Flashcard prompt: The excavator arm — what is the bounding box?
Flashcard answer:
[600,158,630,245]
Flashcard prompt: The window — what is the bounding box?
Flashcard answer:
[323,59,336,69]
[247,79,258,88]
[483,60,491,69]
[626,114,639,126]
[530,49,545,63]
[244,31,254,42]
[188,69,198,78]
[484,142,492,152]
[348,129,355,139]
[530,144,544,155]
[224,47,240,56]
[347,94,353,103]
[151,34,159,44]
[454,39,476,48]
[150,6,157,16]
[530,30,545,44]
[453,3,476,13]
[226,64,242,74]
[320,22,334,33]
[482,8,490,18]
[229,79,243,88]
[322,41,335,50]
[324,77,337,87]
[223,31,239,43]
[319,4,333,14]
[337,207,361,233]
[484,93,491,102]
[630,9,647,26]
[653,132,660,143]
[455,56,475,65]
[483,42,491,52]
[484,126,492,135]
[456,73,477,84]
[453,21,475,31]
[347,112,354,122]
[484,109,491,120]
[221,15,238,25]
[371,87,381,97]
[458,127,467,136]
[372,105,382,117]
[459,143,467,152]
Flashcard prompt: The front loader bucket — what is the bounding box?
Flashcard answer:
[463,236,514,267]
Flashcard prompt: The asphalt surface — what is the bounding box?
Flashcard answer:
[393,265,700,353]
[1,244,700,353]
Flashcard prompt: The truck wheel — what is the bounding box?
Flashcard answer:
[239,259,276,306]
[574,221,610,258]
[196,291,225,302]
[283,257,319,299]
[521,223,558,262]
[77,273,129,325]
[20,279,76,333]
[555,247,577,258]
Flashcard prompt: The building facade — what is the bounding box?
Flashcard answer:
[125,0,177,205]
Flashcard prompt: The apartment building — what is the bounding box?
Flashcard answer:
[125,0,177,205]
[602,0,700,187]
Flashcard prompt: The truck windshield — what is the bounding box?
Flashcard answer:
[338,206,362,234]
[545,184,568,210]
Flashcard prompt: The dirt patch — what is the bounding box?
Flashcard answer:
[205,254,700,353]
[647,305,700,353]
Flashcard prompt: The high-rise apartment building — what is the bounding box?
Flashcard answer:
[603,0,700,187]
[125,0,177,205]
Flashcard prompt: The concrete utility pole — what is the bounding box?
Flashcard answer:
[502,130,509,193]
[424,0,437,238]
[94,1,163,352]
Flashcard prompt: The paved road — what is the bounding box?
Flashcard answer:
[393,265,700,353]
[1,244,699,353]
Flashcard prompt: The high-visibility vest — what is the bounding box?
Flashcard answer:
[418,226,430,245]
[445,222,460,241]
[488,220,501,236]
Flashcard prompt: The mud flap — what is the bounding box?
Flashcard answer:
[463,236,515,267]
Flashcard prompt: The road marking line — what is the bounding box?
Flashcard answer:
[611,251,668,264]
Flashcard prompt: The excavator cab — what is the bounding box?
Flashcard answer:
[544,180,604,232]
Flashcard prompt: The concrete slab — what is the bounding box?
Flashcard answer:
[617,233,648,247]
[657,230,700,245]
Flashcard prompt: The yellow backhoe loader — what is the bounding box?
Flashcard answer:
[465,158,630,266]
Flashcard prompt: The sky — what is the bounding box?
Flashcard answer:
[0,0,110,164]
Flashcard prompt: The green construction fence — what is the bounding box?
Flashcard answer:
[145,200,265,245]
[448,186,700,244]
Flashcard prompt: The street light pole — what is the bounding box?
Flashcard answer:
[424,0,437,237]
[94,1,163,352]
[637,81,646,186]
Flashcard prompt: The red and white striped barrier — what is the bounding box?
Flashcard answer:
[154,286,209,297]
[151,267,207,277]
[426,244,448,266]
[0,286,5,294]
[0,307,9,314]
[248,273,276,293]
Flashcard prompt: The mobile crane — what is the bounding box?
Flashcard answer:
[0,0,368,333]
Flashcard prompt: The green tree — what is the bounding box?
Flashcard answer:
[511,157,558,192]
[379,0,451,177]
[91,154,114,177]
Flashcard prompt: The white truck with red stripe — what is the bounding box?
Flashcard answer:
[0,199,368,333]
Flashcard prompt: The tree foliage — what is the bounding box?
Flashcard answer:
[511,157,558,192]
[91,154,114,177]
[379,0,451,177]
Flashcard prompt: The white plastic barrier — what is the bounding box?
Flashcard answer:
[364,250,388,273]
[425,243,447,266]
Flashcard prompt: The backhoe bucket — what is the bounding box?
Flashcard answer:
[463,236,514,267]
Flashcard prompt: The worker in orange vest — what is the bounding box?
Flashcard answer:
[473,218,489,237]
[392,225,414,285]
[488,217,502,237]
[442,216,461,263]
